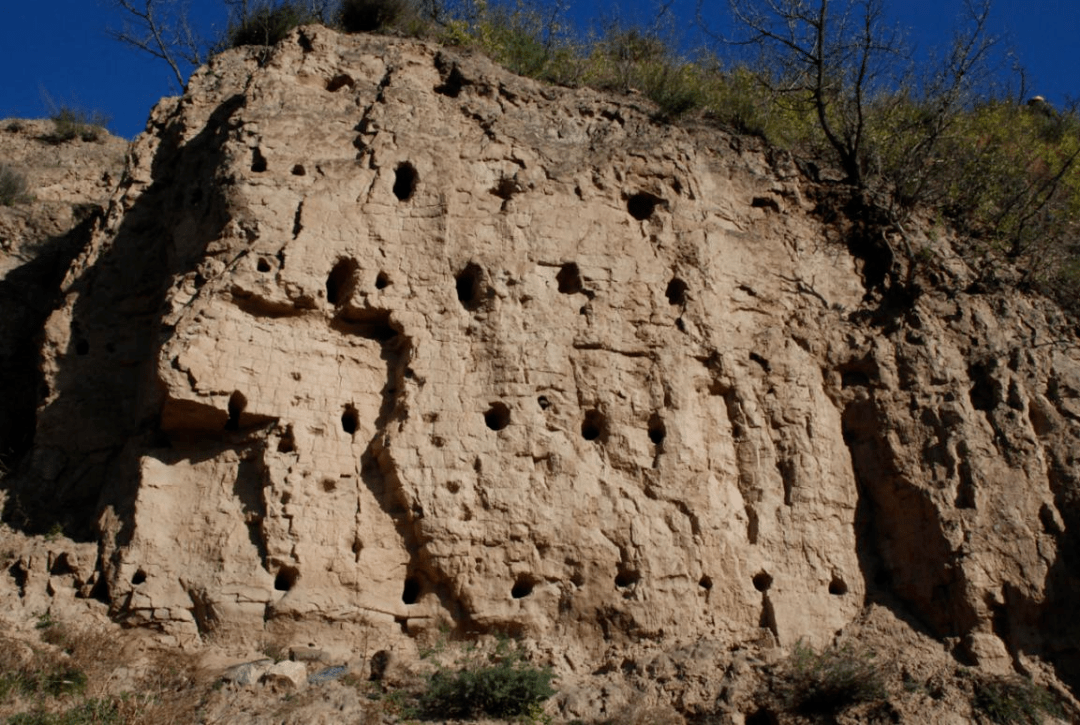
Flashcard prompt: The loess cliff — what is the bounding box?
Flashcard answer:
[3,26,1080,723]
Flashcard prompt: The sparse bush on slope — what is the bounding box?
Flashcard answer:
[0,165,30,206]
[225,0,322,48]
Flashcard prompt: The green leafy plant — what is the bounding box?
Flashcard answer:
[771,641,888,720]
[973,676,1061,724]
[417,637,555,720]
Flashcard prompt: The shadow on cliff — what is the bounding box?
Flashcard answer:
[991,451,1080,694]
[0,207,102,489]
[840,374,981,656]
[2,95,246,544]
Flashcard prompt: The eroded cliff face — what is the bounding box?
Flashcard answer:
[6,25,1080,719]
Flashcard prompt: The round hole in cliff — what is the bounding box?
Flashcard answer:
[75,339,90,356]
[291,164,306,176]
[745,708,780,725]
[446,481,460,494]
[225,391,247,431]
[615,568,640,588]
[752,571,773,592]
[326,258,360,306]
[131,570,147,585]
[484,402,511,431]
[402,577,421,605]
[455,263,483,310]
[581,410,606,441]
[829,577,848,596]
[326,73,355,92]
[537,395,551,410]
[627,191,662,220]
[280,492,291,505]
[699,575,713,590]
[511,576,535,599]
[557,263,583,294]
[257,258,272,273]
[277,425,296,453]
[274,566,299,591]
[321,478,337,493]
[375,271,390,289]
[341,404,359,435]
[251,148,267,173]
[393,162,418,201]
[666,278,688,306]
[648,413,666,446]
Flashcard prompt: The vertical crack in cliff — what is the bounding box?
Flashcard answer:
[352,315,463,631]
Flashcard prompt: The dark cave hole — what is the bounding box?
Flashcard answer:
[326,73,355,92]
[615,568,640,588]
[291,164,306,176]
[49,555,73,577]
[251,148,267,173]
[455,262,483,310]
[326,258,359,306]
[648,414,666,446]
[277,425,296,453]
[537,395,551,410]
[665,278,688,306]
[557,262,583,294]
[745,708,781,725]
[393,162,418,201]
[341,404,359,435]
[375,271,390,289]
[225,391,247,431]
[581,409,606,441]
[402,577,421,604]
[699,575,713,590]
[484,402,511,431]
[829,577,848,595]
[511,576,535,599]
[753,571,773,592]
[131,570,146,585]
[627,191,663,220]
[274,566,299,592]
[257,258,272,273]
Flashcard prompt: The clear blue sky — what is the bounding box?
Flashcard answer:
[1,0,1076,139]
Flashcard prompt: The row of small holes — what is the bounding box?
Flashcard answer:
[251,150,665,224]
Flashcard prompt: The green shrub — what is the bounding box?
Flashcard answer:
[772,641,887,719]
[45,107,109,144]
[0,164,29,206]
[973,676,1061,724]
[417,638,555,719]
[338,0,413,33]
[226,1,321,48]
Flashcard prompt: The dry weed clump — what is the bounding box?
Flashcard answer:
[0,619,210,725]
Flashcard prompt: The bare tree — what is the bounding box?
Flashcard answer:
[709,0,904,189]
[110,0,206,88]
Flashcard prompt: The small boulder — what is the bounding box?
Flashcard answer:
[222,658,273,687]
[262,660,308,690]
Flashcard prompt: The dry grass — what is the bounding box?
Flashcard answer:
[0,620,210,725]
